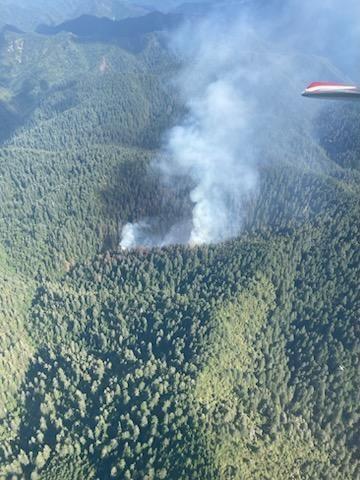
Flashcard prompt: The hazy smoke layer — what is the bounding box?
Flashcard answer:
[120,0,360,249]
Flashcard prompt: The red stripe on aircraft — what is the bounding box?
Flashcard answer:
[307,82,354,89]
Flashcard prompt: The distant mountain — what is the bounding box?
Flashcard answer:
[0,22,178,145]
[36,12,183,40]
[1,24,23,34]
[0,0,271,32]
[0,0,155,32]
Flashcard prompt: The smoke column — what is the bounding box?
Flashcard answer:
[120,0,360,249]
[166,19,261,245]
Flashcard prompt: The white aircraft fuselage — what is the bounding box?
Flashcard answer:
[302,82,360,100]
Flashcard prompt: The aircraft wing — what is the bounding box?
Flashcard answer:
[302,81,360,99]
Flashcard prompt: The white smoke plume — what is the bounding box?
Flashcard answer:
[120,0,360,249]
[166,22,260,244]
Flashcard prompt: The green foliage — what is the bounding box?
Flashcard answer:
[1,206,359,478]
[318,103,360,170]
[0,145,157,275]
[0,19,359,480]
[0,246,33,424]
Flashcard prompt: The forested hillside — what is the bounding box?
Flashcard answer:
[0,8,359,480]
[0,18,182,443]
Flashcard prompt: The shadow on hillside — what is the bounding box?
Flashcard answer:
[0,79,50,145]
[0,101,24,144]
[99,159,193,249]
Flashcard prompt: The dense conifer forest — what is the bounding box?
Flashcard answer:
[0,5,359,480]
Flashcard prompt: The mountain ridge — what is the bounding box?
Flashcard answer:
[36,11,184,40]
[0,0,157,32]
